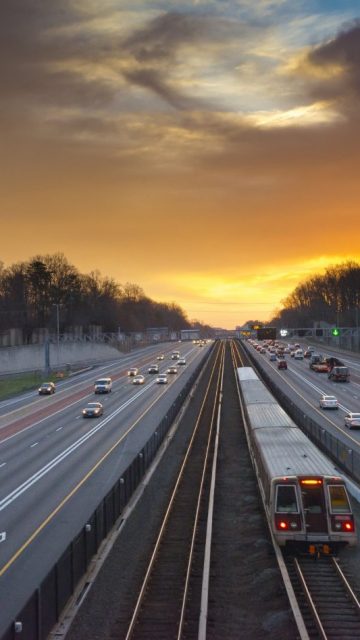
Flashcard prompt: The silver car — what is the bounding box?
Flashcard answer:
[156,374,168,384]
[319,395,338,409]
[344,413,360,429]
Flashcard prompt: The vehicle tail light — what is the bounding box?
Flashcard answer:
[331,515,355,533]
[275,514,301,531]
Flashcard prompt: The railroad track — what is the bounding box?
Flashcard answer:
[284,554,360,639]
[119,341,225,639]
[233,337,360,640]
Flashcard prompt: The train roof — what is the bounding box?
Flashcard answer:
[253,427,339,478]
[237,368,295,428]
[240,379,276,405]
[237,367,259,381]
[247,403,296,429]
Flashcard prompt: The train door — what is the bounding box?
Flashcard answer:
[300,480,328,534]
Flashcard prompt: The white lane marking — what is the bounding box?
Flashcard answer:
[0,358,138,411]
[0,462,6,468]
[288,367,350,412]
[56,427,63,432]
[0,532,6,542]
[0,381,155,512]
[30,442,39,448]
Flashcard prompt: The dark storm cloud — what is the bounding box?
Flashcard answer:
[122,11,212,62]
[123,68,200,110]
[307,20,360,103]
[0,0,118,110]
[120,11,260,110]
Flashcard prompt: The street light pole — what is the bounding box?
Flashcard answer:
[53,304,60,366]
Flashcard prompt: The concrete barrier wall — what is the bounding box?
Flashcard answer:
[0,342,124,375]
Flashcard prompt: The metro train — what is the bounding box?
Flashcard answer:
[237,367,357,554]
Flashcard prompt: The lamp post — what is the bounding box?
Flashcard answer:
[53,304,60,365]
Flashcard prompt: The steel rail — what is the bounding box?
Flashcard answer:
[177,342,225,640]
[231,339,310,640]
[124,342,223,640]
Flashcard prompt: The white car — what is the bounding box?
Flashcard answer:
[319,395,339,409]
[156,373,168,384]
[127,367,138,377]
[157,354,164,361]
[344,413,360,429]
[178,358,186,365]
[294,350,304,360]
[132,375,145,385]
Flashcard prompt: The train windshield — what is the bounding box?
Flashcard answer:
[275,485,298,513]
[328,485,352,514]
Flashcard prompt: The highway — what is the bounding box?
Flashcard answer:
[246,340,360,451]
[0,341,210,637]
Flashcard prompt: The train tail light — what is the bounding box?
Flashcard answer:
[275,515,300,531]
[331,515,355,533]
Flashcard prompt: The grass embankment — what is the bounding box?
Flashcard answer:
[0,372,60,401]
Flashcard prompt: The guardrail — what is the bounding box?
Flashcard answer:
[1,348,213,640]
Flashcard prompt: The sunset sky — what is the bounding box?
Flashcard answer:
[1,1,360,328]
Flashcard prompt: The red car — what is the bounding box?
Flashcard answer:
[277,359,287,370]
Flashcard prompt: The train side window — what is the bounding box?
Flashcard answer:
[328,485,351,514]
[275,485,298,513]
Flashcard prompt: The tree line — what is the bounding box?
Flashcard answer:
[269,261,360,328]
[0,253,195,338]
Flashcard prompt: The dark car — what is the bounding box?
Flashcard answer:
[148,364,159,374]
[167,366,178,374]
[38,382,56,395]
[277,359,287,370]
[82,402,103,418]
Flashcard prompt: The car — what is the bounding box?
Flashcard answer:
[304,348,315,358]
[156,373,168,384]
[127,367,138,376]
[82,402,103,418]
[344,413,360,429]
[320,395,339,409]
[269,353,277,361]
[157,354,164,361]
[94,377,112,393]
[178,358,186,365]
[167,366,178,374]
[38,382,56,395]
[294,349,304,360]
[132,375,145,385]
[277,359,287,370]
[148,364,159,374]
[171,353,180,360]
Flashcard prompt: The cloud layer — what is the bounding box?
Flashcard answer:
[1,1,359,326]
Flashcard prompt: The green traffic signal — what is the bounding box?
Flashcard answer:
[331,327,340,336]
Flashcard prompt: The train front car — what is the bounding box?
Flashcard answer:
[237,366,357,555]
